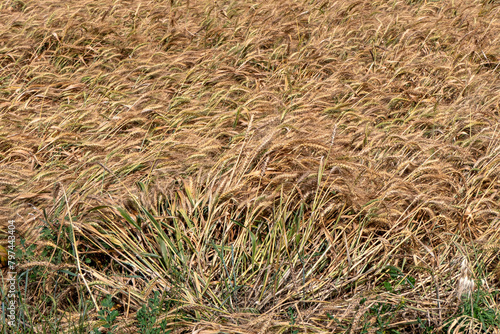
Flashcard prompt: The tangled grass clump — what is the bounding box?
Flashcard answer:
[1,0,500,332]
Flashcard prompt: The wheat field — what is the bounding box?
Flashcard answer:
[1,0,500,332]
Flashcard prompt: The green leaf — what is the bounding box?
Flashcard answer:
[117,206,141,230]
